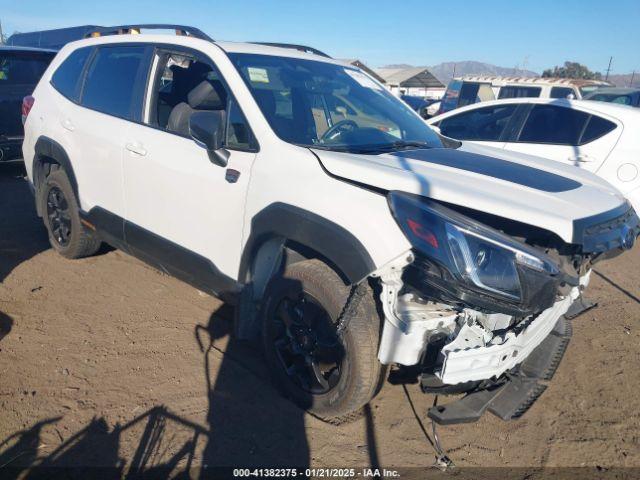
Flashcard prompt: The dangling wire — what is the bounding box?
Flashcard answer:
[402,386,455,470]
[431,395,454,470]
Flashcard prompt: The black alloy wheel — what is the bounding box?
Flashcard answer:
[46,186,72,247]
[270,291,344,395]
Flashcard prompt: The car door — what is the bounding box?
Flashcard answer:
[504,104,621,172]
[434,103,520,149]
[61,44,151,245]
[122,48,258,295]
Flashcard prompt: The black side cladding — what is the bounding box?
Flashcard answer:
[393,148,582,193]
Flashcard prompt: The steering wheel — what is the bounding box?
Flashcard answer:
[320,119,358,142]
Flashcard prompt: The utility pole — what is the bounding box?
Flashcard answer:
[630,71,636,87]
[605,56,613,81]
[0,19,5,45]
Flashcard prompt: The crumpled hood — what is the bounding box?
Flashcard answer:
[313,144,627,243]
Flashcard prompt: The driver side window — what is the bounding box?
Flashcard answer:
[146,50,256,151]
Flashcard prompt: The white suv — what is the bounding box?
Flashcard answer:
[22,27,640,425]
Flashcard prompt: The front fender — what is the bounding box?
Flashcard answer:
[239,202,376,285]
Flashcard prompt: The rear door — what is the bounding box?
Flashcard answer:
[62,44,152,244]
[433,103,520,149]
[504,104,621,172]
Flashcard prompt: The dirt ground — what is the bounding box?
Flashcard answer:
[1,161,640,478]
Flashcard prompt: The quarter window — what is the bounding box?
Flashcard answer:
[518,105,590,145]
[580,115,616,144]
[81,46,148,120]
[438,104,517,141]
[51,47,92,101]
[226,99,255,150]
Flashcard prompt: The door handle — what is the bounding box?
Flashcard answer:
[125,142,147,156]
[61,118,75,131]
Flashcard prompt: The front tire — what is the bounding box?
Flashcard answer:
[42,169,101,259]
[260,259,383,422]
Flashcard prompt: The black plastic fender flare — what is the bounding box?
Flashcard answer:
[238,203,376,286]
[33,136,79,215]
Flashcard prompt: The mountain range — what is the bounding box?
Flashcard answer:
[383,61,637,88]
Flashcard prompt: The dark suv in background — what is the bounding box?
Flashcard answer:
[0,46,55,162]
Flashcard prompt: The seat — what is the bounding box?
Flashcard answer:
[167,79,227,136]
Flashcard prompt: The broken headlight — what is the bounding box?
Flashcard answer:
[389,191,561,316]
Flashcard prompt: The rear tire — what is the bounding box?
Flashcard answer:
[42,169,101,259]
[260,259,383,423]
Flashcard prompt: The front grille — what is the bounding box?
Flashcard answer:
[579,207,639,253]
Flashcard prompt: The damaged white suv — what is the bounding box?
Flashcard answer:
[22,26,639,424]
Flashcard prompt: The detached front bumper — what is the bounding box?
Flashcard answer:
[438,282,581,384]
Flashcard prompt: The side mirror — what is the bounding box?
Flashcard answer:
[189,110,229,167]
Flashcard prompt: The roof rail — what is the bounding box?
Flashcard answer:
[85,24,213,42]
[251,42,331,58]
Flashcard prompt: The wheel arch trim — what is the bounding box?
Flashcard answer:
[33,136,79,216]
[239,203,377,288]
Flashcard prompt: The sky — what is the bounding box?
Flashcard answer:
[1,0,638,74]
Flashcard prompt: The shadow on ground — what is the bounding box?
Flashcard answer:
[0,162,50,283]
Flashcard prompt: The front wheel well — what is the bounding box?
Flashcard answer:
[283,240,352,286]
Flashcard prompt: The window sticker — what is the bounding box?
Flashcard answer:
[344,69,383,90]
[248,67,270,83]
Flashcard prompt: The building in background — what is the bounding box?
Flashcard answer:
[375,67,445,99]
[6,25,100,50]
[341,59,387,85]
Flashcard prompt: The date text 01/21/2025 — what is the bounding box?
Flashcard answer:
[232,468,401,478]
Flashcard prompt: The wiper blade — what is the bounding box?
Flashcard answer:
[351,141,432,154]
[387,141,432,150]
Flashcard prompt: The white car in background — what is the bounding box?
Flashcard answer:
[428,98,640,211]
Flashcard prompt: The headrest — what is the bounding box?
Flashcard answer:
[187,80,227,110]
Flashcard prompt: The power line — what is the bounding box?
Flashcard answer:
[605,56,613,81]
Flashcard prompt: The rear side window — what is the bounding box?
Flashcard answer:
[0,51,53,86]
[498,86,542,99]
[438,104,517,141]
[51,47,93,102]
[81,45,148,120]
[518,105,589,145]
[580,115,616,143]
[458,83,480,108]
[439,80,463,113]
[550,87,575,99]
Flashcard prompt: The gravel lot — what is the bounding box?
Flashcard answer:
[1,161,639,477]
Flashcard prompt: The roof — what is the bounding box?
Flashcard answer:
[55,34,342,65]
[340,59,386,83]
[375,67,444,88]
[428,97,640,124]
[0,45,57,53]
[457,75,612,87]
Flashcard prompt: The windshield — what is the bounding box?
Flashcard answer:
[228,53,442,153]
[587,93,633,105]
[0,52,53,86]
[580,86,602,97]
